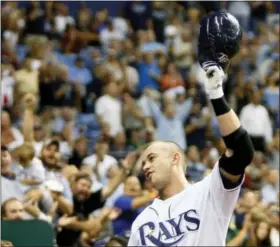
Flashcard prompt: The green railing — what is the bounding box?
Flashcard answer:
[1,219,55,247]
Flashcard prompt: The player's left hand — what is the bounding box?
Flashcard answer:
[203,65,225,99]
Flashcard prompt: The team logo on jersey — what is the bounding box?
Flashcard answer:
[138,209,200,246]
[217,53,229,63]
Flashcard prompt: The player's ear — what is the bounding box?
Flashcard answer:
[172,152,180,166]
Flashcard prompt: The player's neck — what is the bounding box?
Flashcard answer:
[159,175,188,200]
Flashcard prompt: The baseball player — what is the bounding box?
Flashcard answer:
[128,12,255,246]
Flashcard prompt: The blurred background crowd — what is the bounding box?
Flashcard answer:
[1,1,279,247]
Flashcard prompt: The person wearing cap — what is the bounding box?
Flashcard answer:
[22,94,73,215]
[41,140,74,215]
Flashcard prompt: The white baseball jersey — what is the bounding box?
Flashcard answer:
[128,162,243,246]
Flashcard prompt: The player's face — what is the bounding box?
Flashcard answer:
[142,143,172,191]
[3,200,24,220]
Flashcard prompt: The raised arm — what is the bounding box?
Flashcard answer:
[203,66,254,185]
[198,12,255,186]
[177,98,193,122]
[22,94,36,143]
[101,151,139,201]
[101,166,127,201]
[147,97,163,124]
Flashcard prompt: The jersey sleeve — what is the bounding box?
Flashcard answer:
[208,162,244,218]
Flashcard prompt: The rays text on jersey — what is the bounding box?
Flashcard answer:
[139,209,200,246]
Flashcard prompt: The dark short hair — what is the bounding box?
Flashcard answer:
[74,172,92,184]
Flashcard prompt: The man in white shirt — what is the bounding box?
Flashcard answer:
[240,90,273,152]
[128,65,254,245]
[81,139,118,186]
[81,139,125,207]
[95,81,123,137]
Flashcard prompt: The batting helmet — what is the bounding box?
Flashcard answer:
[198,11,243,69]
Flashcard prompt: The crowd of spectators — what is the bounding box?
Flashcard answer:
[1,1,279,247]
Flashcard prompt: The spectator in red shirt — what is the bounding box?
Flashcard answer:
[160,62,185,99]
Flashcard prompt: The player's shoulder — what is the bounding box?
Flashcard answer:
[192,162,222,187]
[188,166,219,191]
